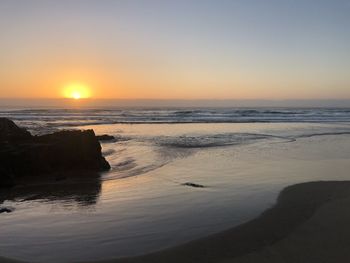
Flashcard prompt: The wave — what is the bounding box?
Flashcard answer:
[151,133,283,148]
[2,108,350,132]
[150,130,350,149]
[293,131,350,139]
[114,158,137,171]
[103,128,350,181]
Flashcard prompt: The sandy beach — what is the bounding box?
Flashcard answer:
[2,181,350,263]
[0,258,23,263]
[1,0,350,261]
[83,181,350,263]
[2,121,350,263]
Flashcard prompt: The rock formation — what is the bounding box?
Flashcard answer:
[0,117,31,142]
[0,118,110,188]
[96,134,115,141]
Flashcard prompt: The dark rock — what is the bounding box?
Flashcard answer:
[0,168,15,188]
[0,118,32,142]
[0,206,14,213]
[55,174,67,181]
[96,134,115,141]
[33,129,111,171]
[0,118,110,188]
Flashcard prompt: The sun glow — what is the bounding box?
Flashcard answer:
[63,83,91,99]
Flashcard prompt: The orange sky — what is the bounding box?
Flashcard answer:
[1,1,349,100]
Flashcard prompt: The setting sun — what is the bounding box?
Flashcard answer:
[63,83,91,99]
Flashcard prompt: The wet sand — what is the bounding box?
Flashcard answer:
[0,258,23,263]
[87,181,350,263]
[2,181,350,263]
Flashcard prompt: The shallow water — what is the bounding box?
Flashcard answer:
[1,115,350,262]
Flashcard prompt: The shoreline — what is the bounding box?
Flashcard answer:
[86,181,350,263]
[2,181,350,263]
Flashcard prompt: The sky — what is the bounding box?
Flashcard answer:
[0,0,350,100]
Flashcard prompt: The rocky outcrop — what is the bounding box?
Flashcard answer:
[0,206,14,213]
[0,117,31,142]
[96,134,115,141]
[0,118,110,188]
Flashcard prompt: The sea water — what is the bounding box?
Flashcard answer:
[1,108,350,262]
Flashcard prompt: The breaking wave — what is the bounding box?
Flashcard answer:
[2,108,350,133]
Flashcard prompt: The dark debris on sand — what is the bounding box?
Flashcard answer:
[182,182,206,188]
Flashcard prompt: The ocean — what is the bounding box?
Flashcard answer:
[1,107,350,262]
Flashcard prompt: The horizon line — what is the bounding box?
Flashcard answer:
[1,98,350,109]
[1,98,350,101]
